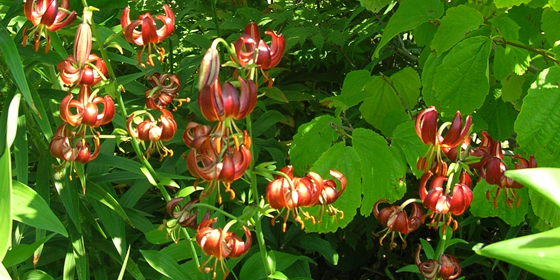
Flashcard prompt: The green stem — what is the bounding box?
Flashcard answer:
[210,0,221,38]
[83,3,200,270]
[192,203,256,221]
[246,114,272,278]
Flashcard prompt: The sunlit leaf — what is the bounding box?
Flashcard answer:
[140,250,193,280]
[431,5,484,55]
[469,180,528,226]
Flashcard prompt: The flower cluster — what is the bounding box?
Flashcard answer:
[266,166,346,232]
[469,131,537,208]
[373,200,422,249]
[48,10,114,177]
[416,245,461,280]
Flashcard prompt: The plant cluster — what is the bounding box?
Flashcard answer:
[2,0,560,280]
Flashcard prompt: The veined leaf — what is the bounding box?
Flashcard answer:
[477,96,518,141]
[3,233,56,268]
[391,121,429,178]
[469,180,528,226]
[359,67,419,130]
[322,70,371,112]
[0,145,12,262]
[12,181,68,237]
[373,0,443,58]
[493,0,532,8]
[359,0,392,13]
[501,74,525,102]
[433,36,491,117]
[289,115,341,175]
[489,15,520,41]
[431,5,484,55]
[505,168,560,210]
[22,269,55,280]
[421,51,444,108]
[515,66,560,167]
[303,143,361,233]
[352,128,407,216]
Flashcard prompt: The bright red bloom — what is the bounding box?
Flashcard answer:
[198,77,258,123]
[419,171,473,233]
[166,197,200,229]
[23,0,76,53]
[60,85,115,128]
[57,54,107,87]
[186,131,252,204]
[127,109,177,160]
[416,245,461,280]
[198,47,220,91]
[195,218,251,279]
[145,73,181,109]
[415,107,472,175]
[121,4,174,66]
[373,200,422,249]
[234,22,285,69]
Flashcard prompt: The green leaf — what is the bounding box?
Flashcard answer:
[515,66,560,167]
[263,87,289,103]
[22,269,55,280]
[501,74,525,102]
[431,5,484,55]
[141,250,193,280]
[551,0,560,11]
[475,226,560,280]
[541,7,560,46]
[291,235,339,265]
[421,51,444,108]
[489,15,520,41]
[322,70,371,111]
[352,128,407,216]
[0,144,12,262]
[303,143,362,232]
[505,168,560,210]
[239,250,314,280]
[528,188,560,228]
[414,22,438,47]
[3,233,56,268]
[469,180,528,226]
[289,115,340,175]
[359,67,420,130]
[373,0,443,58]
[359,0,392,12]
[477,96,518,141]
[433,36,492,117]
[11,181,68,237]
[86,181,131,225]
[253,110,287,137]
[0,25,36,115]
[391,121,429,178]
[493,0,532,8]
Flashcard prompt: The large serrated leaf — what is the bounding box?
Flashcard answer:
[359,67,419,130]
[514,66,560,167]
[493,0,532,8]
[322,70,372,111]
[289,115,340,175]
[352,128,407,216]
[489,15,520,41]
[505,168,560,211]
[431,5,484,55]
[469,180,528,226]
[433,36,491,117]
[391,121,429,178]
[541,7,560,46]
[359,0,392,12]
[373,0,443,58]
[303,143,361,233]
[477,96,518,141]
[421,51,444,108]
[12,181,68,237]
[501,74,525,102]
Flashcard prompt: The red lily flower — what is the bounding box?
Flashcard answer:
[23,0,76,53]
[198,77,258,123]
[166,197,200,230]
[198,47,220,90]
[57,54,107,87]
[266,166,346,231]
[419,171,473,234]
[127,109,177,160]
[416,245,461,280]
[183,122,212,149]
[186,131,252,204]
[121,4,175,66]
[50,123,100,167]
[373,200,423,249]
[195,218,252,279]
[233,22,286,87]
[60,85,115,128]
[145,73,181,109]
[415,107,472,175]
